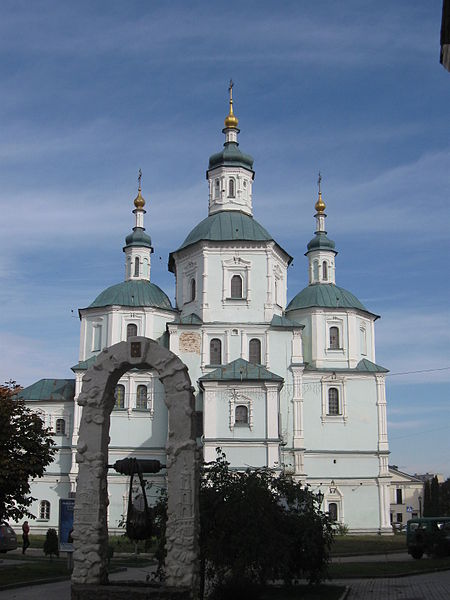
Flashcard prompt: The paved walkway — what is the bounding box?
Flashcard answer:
[1,563,450,599]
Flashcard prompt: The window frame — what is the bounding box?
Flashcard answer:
[228,177,236,198]
[327,387,340,415]
[230,274,243,299]
[321,378,347,423]
[134,256,140,277]
[329,326,340,350]
[248,338,262,365]
[114,384,126,410]
[135,384,148,410]
[127,323,138,340]
[55,418,66,435]
[39,500,50,521]
[209,338,222,366]
[234,404,249,426]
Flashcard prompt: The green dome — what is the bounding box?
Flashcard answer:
[286,283,371,314]
[306,232,336,253]
[124,227,152,249]
[208,142,254,172]
[89,280,173,310]
[176,210,273,252]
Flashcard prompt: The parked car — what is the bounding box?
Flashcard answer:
[407,517,450,559]
[0,521,18,553]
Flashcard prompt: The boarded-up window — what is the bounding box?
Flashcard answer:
[115,384,125,409]
[210,338,222,365]
[231,275,243,299]
[127,324,137,339]
[328,388,339,415]
[329,326,340,349]
[249,338,261,364]
[328,502,338,522]
[235,405,248,425]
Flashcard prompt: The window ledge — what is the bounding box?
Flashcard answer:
[112,408,127,412]
[234,423,249,428]
[225,297,247,302]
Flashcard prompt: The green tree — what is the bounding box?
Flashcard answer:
[423,479,432,517]
[439,479,450,516]
[155,450,334,598]
[0,381,56,522]
[430,476,441,516]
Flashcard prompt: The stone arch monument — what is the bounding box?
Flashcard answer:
[71,337,199,594]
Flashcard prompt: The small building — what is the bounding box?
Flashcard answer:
[389,466,424,528]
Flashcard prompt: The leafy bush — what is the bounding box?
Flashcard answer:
[43,528,59,559]
[154,449,334,597]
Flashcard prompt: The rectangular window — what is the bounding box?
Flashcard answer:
[92,325,102,351]
[396,489,403,504]
[396,513,403,523]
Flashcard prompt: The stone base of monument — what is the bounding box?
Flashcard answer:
[71,582,192,600]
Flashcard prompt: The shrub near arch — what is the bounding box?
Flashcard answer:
[71,337,200,593]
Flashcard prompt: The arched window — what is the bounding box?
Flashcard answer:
[210,338,222,365]
[228,178,235,198]
[235,405,248,425]
[328,388,340,415]
[55,418,65,435]
[360,327,367,355]
[329,326,340,349]
[313,260,319,281]
[39,500,50,520]
[190,278,196,302]
[249,338,261,364]
[134,257,140,277]
[328,502,338,522]
[230,274,243,299]
[322,261,328,280]
[127,323,137,339]
[92,324,102,351]
[143,257,149,278]
[127,257,132,278]
[114,384,125,409]
[136,385,147,410]
[214,179,220,199]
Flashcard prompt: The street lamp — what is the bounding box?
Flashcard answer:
[418,495,422,518]
[317,490,324,507]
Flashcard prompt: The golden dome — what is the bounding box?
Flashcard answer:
[224,80,239,129]
[315,191,326,214]
[134,188,145,209]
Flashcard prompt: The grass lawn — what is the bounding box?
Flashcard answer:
[329,556,450,579]
[0,554,153,588]
[331,534,406,556]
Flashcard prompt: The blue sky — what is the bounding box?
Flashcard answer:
[0,1,449,477]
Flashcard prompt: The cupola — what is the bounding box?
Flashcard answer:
[206,82,255,216]
[123,170,154,281]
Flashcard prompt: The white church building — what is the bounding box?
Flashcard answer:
[18,91,391,534]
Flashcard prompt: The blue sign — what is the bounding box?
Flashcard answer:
[59,498,75,552]
[406,505,414,512]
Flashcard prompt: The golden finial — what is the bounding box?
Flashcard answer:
[315,171,326,213]
[134,168,145,209]
[224,79,239,129]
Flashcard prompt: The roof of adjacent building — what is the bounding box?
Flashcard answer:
[270,315,304,329]
[286,283,377,317]
[17,379,75,402]
[305,358,388,374]
[171,313,203,325]
[86,280,174,311]
[71,356,97,371]
[199,357,283,382]
[208,141,254,171]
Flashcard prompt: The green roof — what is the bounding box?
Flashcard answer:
[286,284,376,316]
[172,313,203,325]
[71,356,97,371]
[305,358,388,374]
[270,315,303,329]
[17,379,75,402]
[200,358,283,382]
[87,280,174,311]
[208,142,254,172]
[124,227,152,249]
[306,232,336,253]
